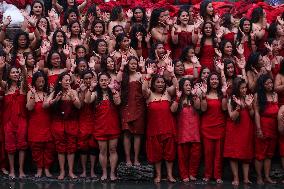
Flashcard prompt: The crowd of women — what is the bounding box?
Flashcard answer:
[0,0,284,185]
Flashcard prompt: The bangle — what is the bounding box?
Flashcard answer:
[28,26,36,33]
[40,55,45,60]
[144,77,151,81]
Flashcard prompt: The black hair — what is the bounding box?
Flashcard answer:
[46,50,62,69]
[115,33,128,51]
[91,19,106,36]
[278,59,284,76]
[230,77,246,122]
[148,42,164,61]
[236,18,252,47]
[11,31,30,66]
[245,52,262,71]
[268,22,280,39]
[180,45,195,62]
[148,8,166,32]
[31,70,49,93]
[90,39,108,56]
[63,7,79,26]
[206,72,223,98]
[52,29,67,51]
[256,74,273,113]
[176,8,189,25]
[112,25,125,36]
[68,20,82,38]
[129,23,147,49]
[251,7,264,23]
[110,6,123,21]
[95,72,115,105]
[223,58,236,79]
[219,39,234,56]
[200,21,217,51]
[74,58,88,75]
[176,78,194,113]
[131,6,148,29]
[150,74,166,94]
[100,55,115,73]
[200,0,213,21]
[30,0,45,17]
[221,13,233,30]
[83,4,98,29]
[36,17,51,36]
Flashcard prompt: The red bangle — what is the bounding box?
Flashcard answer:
[28,26,36,33]
[40,55,45,60]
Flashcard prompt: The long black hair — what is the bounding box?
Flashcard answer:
[95,72,115,105]
[11,31,30,66]
[230,77,246,111]
[129,23,147,49]
[131,6,148,29]
[206,72,223,98]
[120,56,139,106]
[46,50,63,69]
[52,29,67,51]
[148,8,166,32]
[30,0,45,17]
[236,18,252,47]
[180,45,195,62]
[256,74,273,113]
[32,70,49,93]
[251,7,264,23]
[199,21,217,52]
[115,33,128,51]
[245,52,261,71]
[110,6,123,21]
[221,13,233,30]
[278,59,284,76]
[224,58,236,79]
[200,0,213,21]
[176,78,194,113]
[150,74,166,94]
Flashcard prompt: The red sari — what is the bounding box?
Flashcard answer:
[146,100,176,164]
[173,31,192,60]
[224,107,254,160]
[93,100,121,141]
[52,100,79,153]
[121,81,145,134]
[199,45,215,71]
[0,90,6,168]
[201,98,226,180]
[177,105,201,179]
[255,101,279,160]
[28,101,54,168]
[3,90,27,154]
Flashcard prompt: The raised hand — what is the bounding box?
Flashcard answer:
[126,9,133,19]
[236,44,244,55]
[222,82,228,96]
[146,65,154,75]
[18,56,26,67]
[250,31,256,40]
[215,59,224,70]
[136,32,143,42]
[264,42,273,52]
[176,90,182,99]
[235,56,246,69]
[40,43,48,55]
[63,44,71,57]
[0,56,6,69]
[3,16,12,27]
[138,56,145,69]
[28,15,37,27]
[166,60,174,73]
[245,94,254,107]
[20,9,29,19]
[214,48,222,58]
[87,13,95,24]
[88,59,96,69]
[145,32,151,43]
[198,31,203,39]
[90,78,97,91]
[200,82,207,95]
[238,27,245,37]
[232,95,241,106]
[213,14,220,23]
[146,9,152,19]
[3,43,13,55]
[191,55,199,64]
[277,16,284,25]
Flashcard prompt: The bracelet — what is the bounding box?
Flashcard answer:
[28,26,36,33]
[40,55,45,60]
[144,77,151,81]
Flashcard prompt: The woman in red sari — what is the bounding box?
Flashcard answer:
[171,78,201,182]
[254,74,278,184]
[117,56,145,166]
[85,72,121,181]
[26,71,54,178]
[0,56,28,179]
[224,78,254,185]
[142,62,178,183]
[200,72,227,183]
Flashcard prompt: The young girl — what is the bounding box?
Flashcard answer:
[26,71,54,178]
[224,78,254,185]
[44,72,81,179]
[254,74,278,184]
[142,63,177,183]
[171,78,201,182]
[200,72,227,183]
[117,56,146,166]
[85,72,121,181]
[0,56,27,178]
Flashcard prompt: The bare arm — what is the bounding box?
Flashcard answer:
[26,91,36,111]
[227,99,240,121]
[274,74,284,93]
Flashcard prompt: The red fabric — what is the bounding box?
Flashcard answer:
[6,0,32,9]
[3,92,27,154]
[176,105,200,144]
[52,100,79,153]
[260,102,278,138]
[199,45,215,71]
[279,135,284,157]
[223,32,235,44]
[203,138,224,180]
[78,103,98,151]
[93,100,121,141]
[272,63,280,79]
[146,134,176,164]
[184,67,201,77]
[243,41,252,62]
[255,137,277,160]
[201,99,226,139]
[0,91,6,168]
[28,101,53,142]
[27,76,32,87]
[29,142,55,169]
[278,93,284,106]
[48,74,59,88]
[224,108,254,160]
[173,31,192,61]
[177,142,201,179]
[121,81,145,135]
[146,100,176,137]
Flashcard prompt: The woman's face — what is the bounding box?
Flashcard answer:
[209,74,219,89]
[76,48,86,58]
[128,59,138,72]
[201,68,210,81]
[258,55,264,68]
[183,80,192,95]
[230,15,236,25]
[9,67,20,81]
[99,74,110,89]
[174,61,184,76]
[204,23,213,36]
[272,40,280,53]
[277,24,284,36]
[158,11,167,24]
[98,41,107,54]
[239,82,247,97]
[134,8,143,22]
[96,7,101,18]
[56,32,64,45]
[83,73,93,87]
[243,20,251,33]
[106,57,115,71]
[264,79,273,92]
[77,61,87,73]
[156,44,165,58]
[94,23,104,35]
[149,63,157,74]
[32,2,43,16]
[118,9,125,20]
[186,48,195,59]
[26,54,35,68]
[154,77,165,93]
[67,0,75,6]
[35,76,45,91]
[120,37,130,49]
[18,35,27,48]
[113,26,124,36]
[179,11,189,24]
[224,42,233,56]
[38,18,48,30]
[71,22,80,35]
[206,3,214,16]
[226,63,235,77]
[51,53,61,68]
[61,75,71,89]
[68,12,78,23]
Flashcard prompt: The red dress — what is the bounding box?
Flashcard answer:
[255,101,279,160]
[0,90,6,168]
[3,90,27,154]
[121,81,145,135]
[243,41,252,61]
[199,45,215,71]
[28,101,54,168]
[146,100,176,164]
[184,67,201,77]
[78,103,98,151]
[93,100,120,141]
[173,31,192,60]
[224,107,254,160]
[201,98,226,180]
[177,105,201,179]
[52,100,79,153]
[48,74,59,88]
